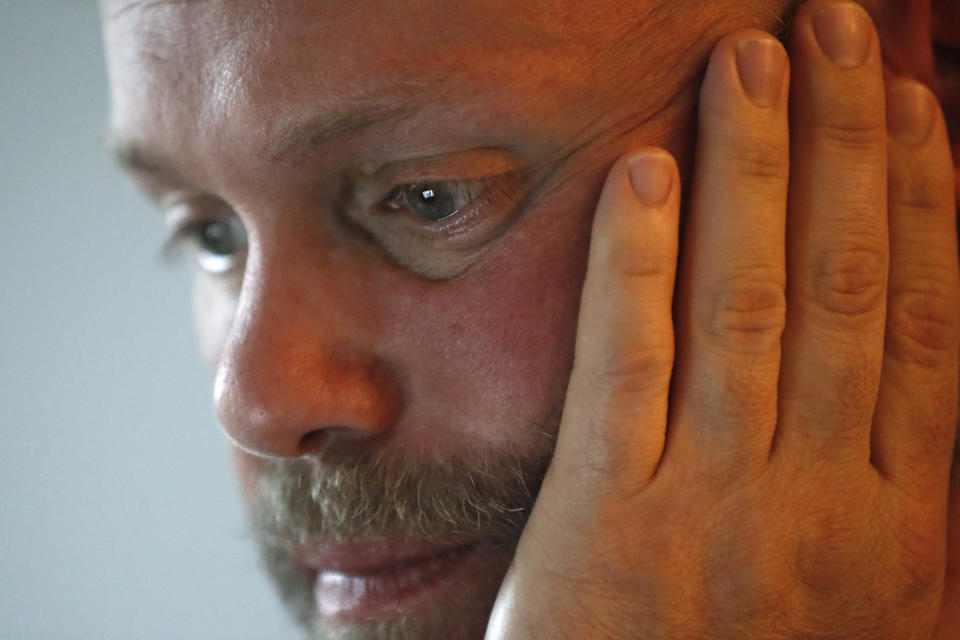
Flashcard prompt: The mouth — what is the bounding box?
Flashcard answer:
[295,539,482,621]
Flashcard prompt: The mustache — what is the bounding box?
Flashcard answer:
[246,425,559,633]
[250,436,557,553]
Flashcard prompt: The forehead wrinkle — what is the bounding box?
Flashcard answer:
[267,99,426,166]
[590,0,795,116]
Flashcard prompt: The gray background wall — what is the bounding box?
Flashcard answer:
[1,2,300,637]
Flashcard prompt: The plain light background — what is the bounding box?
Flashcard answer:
[1,2,301,637]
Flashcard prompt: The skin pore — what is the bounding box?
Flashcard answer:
[102,0,959,638]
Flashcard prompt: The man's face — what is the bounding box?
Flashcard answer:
[102,0,784,637]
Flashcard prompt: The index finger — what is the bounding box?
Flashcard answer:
[553,149,680,490]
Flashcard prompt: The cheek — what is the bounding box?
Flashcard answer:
[380,199,595,452]
[195,187,597,458]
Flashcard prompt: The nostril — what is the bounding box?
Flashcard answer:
[297,426,374,458]
[298,429,329,457]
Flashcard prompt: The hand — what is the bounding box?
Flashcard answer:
[486,1,960,638]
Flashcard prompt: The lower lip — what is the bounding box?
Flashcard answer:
[315,544,477,620]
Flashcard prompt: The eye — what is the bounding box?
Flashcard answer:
[165,216,248,275]
[343,152,533,279]
[384,181,485,222]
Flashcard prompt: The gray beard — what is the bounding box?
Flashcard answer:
[248,426,558,640]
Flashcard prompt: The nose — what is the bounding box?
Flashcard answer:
[213,249,403,459]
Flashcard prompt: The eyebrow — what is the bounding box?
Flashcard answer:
[107,99,425,178]
[107,135,181,180]
[267,100,423,165]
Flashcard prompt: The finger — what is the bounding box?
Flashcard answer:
[666,31,789,477]
[775,1,889,468]
[871,80,960,494]
[554,149,679,490]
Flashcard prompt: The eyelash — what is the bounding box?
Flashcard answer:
[375,174,519,233]
[383,178,487,218]
[160,216,248,275]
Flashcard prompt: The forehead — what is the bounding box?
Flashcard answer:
[101,0,708,171]
[102,0,667,88]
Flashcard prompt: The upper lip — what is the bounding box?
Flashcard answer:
[293,539,474,576]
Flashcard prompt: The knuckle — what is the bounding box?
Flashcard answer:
[792,504,877,598]
[814,118,886,150]
[699,102,789,184]
[728,133,790,183]
[886,286,959,368]
[706,277,787,349]
[572,352,672,478]
[576,342,674,400]
[889,167,946,214]
[607,345,676,394]
[793,524,858,596]
[811,92,886,150]
[603,237,673,283]
[808,243,886,318]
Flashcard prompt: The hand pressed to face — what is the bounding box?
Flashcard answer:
[102,0,960,637]
[489,1,960,638]
[103,0,752,637]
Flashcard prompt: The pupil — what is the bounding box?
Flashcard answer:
[202,221,234,255]
[407,184,456,222]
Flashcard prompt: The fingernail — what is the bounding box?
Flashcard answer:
[813,2,871,69]
[886,82,935,146]
[735,38,788,107]
[628,151,674,207]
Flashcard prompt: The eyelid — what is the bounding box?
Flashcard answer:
[362,149,521,195]
[157,195,245,270]
[157,199,201,263]
[340,166,532,282]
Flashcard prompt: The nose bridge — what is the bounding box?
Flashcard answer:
[213,243,403,458]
